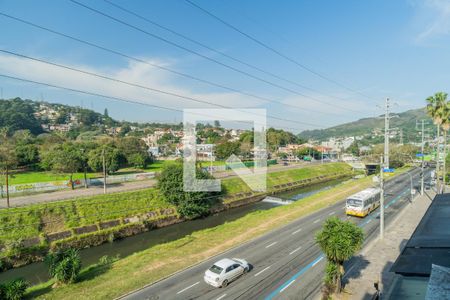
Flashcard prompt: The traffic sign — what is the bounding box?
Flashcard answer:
[383,168,395,173]
[416,153,424,157]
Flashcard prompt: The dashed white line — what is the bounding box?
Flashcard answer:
[216,294,227,300]
[312,257,324,267]
[266,242,278,248]
[328,211,335,216]
[291,228,302,235]
[176,281,199,294]
[289,246,302,255]
[280,279,296,293]
[313,218,321,224]
[254,266,271,276]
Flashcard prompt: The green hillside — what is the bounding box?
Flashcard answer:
[299,107,433,142]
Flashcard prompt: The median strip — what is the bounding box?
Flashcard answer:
[289,246,302,255]
[176,281,199,294]
[291,228,302,235]
[279,280,296,293]
[254,266,271,277]
[265,242,278,248]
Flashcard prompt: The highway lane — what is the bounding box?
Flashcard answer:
[121,168,426,300]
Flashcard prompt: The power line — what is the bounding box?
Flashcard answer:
[67,0,366,114]
[0,73,318,131]
[0,50,326,128]
[184,0,378,103]
[103,0,357,105]
[0,12,356,117]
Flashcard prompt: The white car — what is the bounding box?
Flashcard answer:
[204,258,250,288]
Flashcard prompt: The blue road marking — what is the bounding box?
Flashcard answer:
[265,185,412,299]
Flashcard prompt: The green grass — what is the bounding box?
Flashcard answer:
[222,162,351,194]
[0,189,172,244]
[25,168,410,300]
[8,172,100,185]
[8,160,168,185]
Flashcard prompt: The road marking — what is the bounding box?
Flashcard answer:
[289,246,302,255]
[176,281,199,294]
[312,256,323,267]
[313,218,321,224]
[280,279,296,293]
[366,219,372,224]
[328,211,335,216]
[254,266,271,276]
[291,228,302,235]
[266,242,277,248]
[216,294,227,300]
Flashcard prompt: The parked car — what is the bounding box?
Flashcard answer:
[204,258,249,288]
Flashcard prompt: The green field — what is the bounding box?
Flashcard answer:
[6,160,168,185]
[6,172,100,185]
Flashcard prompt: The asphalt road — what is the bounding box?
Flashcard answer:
[121,168,427,300]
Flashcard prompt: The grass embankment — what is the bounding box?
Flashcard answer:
[0,163,350,244]
[223,162,349,194]
[0,189,170,244]
[26,168,408,300]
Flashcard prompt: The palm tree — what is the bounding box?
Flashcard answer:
[441,101,450,192]
[316,217,364,295]
[426,92,448,193]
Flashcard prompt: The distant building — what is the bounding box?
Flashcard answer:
[196,144,215,161]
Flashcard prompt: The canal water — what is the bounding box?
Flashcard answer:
[0,178,345,285]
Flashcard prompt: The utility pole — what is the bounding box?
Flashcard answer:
[5,165,9,208]
[399,129,403,145]
[102,148,107,194]
[379,155,384,240]
[384,98,390,169]
[421,120,425,195]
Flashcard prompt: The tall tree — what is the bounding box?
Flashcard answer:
[441,101,450,192]
[426,92,448,193]
[41,143,83,189]
[0,134,17,207]
[316,217,364,295]
[158,162,220,218]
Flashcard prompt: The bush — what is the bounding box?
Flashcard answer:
[45,248,81,284]
[0,278,29,300]
[158,162,221,218]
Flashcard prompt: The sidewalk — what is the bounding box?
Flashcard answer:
[343,190,435,299]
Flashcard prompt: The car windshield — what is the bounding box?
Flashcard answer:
[209,265,223,274]
[347,198,363,207]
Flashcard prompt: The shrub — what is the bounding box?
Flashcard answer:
[0,278,29,300]
[45,248,81,284]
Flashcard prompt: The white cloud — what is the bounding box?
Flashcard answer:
[414,0,450,42]
[0,53,263,116]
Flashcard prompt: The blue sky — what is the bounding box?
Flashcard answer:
[1,0,450,132]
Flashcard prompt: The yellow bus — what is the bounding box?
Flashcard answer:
[346,188,381,217]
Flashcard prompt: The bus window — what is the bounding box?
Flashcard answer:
[347,199,362,207]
